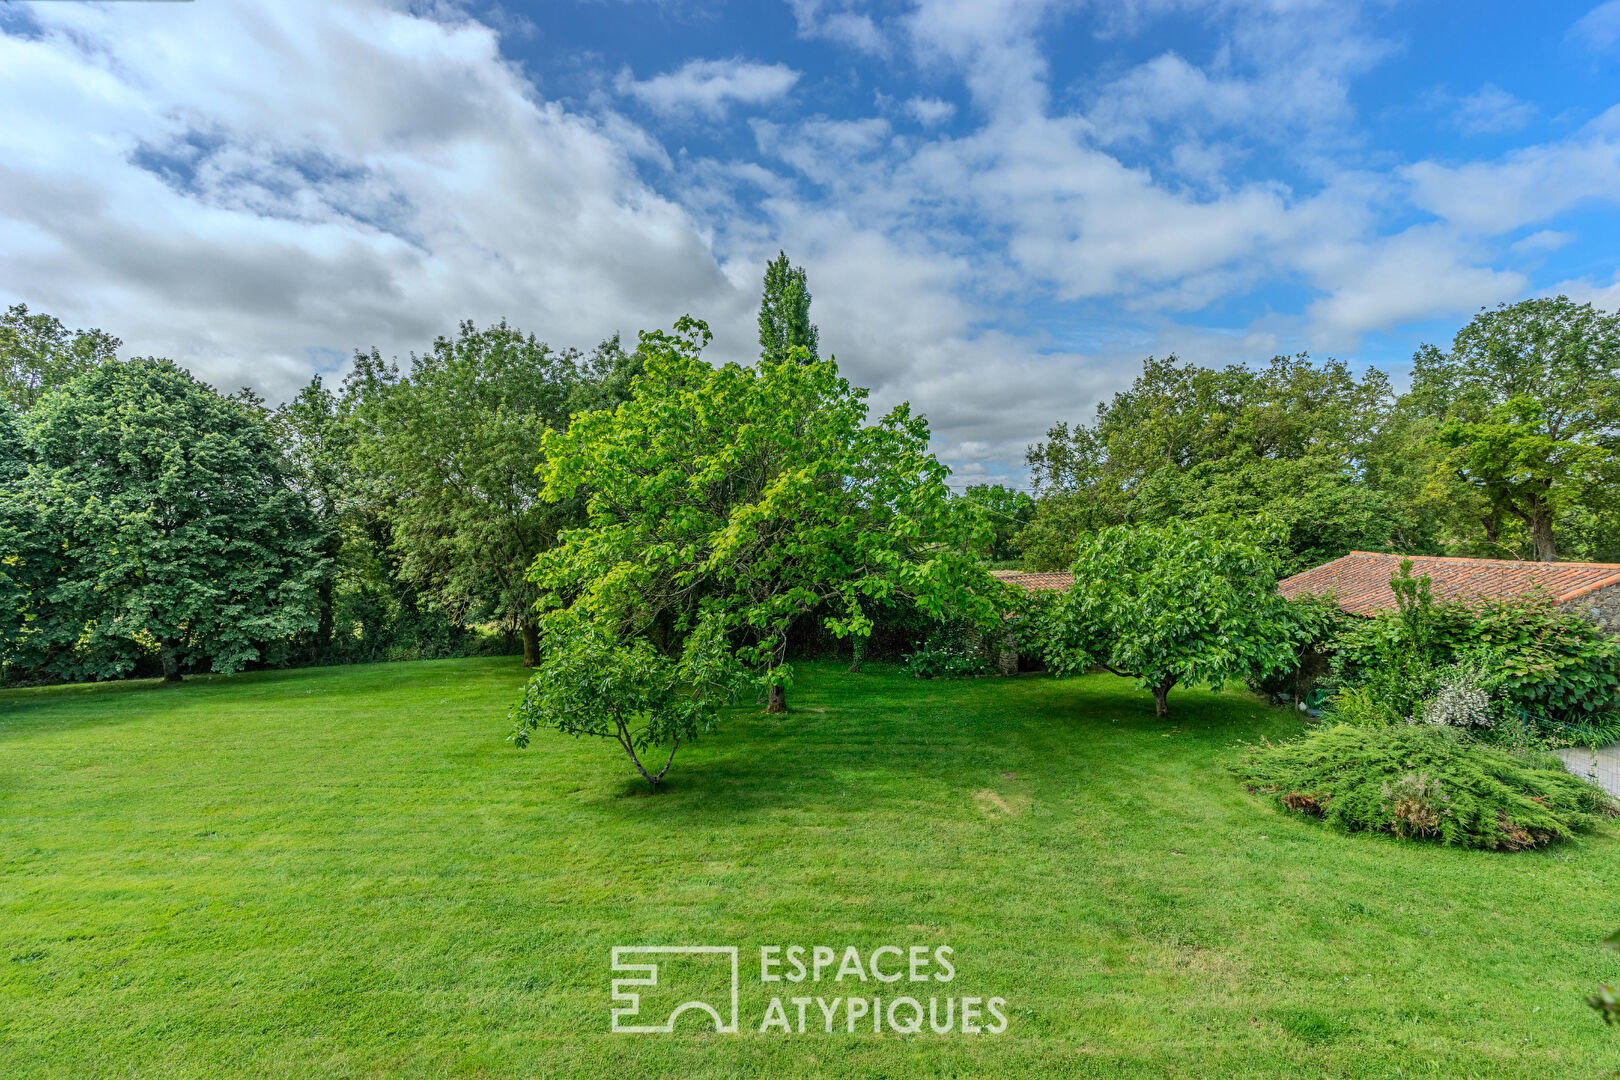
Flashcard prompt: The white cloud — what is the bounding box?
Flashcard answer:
[1402,106,1620,232]
[1512,229,1576,255]
[1452,84,1535,135]
[1299,225,1525,346]
[617,58,799,119]
[3,0,1617,489]
[906,96,956,126]
[789,0,888,56]
[1548,270,1620,310]
[0,1,742,400]
[1573,0,1620,51]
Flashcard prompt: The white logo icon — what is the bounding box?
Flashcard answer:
[610,946,739,1034]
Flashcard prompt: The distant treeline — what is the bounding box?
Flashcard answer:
[3,282,1616,686]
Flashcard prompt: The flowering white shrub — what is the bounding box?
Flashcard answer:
[1420,664,1494,729]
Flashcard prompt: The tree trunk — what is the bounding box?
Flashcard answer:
[1152,677,1175,718]
[618,723,679,789]
[848,634,867,674]
[160,643,182,683]
[1530,509,1557,562]
[520,619,539,668]
[766,684,786,713]
[315,579,335,661]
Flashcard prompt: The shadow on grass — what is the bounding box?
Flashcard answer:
[571,664,1307,828]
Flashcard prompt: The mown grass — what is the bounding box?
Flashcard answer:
[2,657,1619,1078]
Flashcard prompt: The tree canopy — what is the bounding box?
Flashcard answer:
[529,317,1006,714]
[1038,518,1303,717]
[346,321,637,663]
[6,358,327,681]
[1022,353,1417,572]
[758,251,820,366]
[1409,296,1620,561]
[1,303,120,413]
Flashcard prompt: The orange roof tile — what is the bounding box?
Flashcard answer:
[989,570,1074,593]
[1277,551,1620,615]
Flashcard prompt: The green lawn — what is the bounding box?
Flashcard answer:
[2,658,1619,1078]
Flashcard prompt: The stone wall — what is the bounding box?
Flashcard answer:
[1564,583,1620,636]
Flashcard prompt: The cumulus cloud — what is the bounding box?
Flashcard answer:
[789,0,888,56]
[1402,106,1620,232]
[0,1,741,399]
[3,0,1617,489]
[906,96,956,126]
[617,58,800,119]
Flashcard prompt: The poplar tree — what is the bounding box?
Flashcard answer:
[757,251,819,365]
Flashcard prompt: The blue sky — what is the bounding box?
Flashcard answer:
[2,1,1619,486]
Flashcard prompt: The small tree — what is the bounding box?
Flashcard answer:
[10,358,327,681]
[1039,518,1301,717]
[509,612,741,788]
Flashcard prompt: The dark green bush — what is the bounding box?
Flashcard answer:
[902,619,1000,679]
[1238,723,1616,850]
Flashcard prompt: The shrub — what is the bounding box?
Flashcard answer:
[1325,682,1404,727]
[1421,663,1496,730]
[1331,569,1620,727]
[902,620,999,679]
[1237,724,1616,850]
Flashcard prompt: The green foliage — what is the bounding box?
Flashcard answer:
[1408,296,1620,561]
[1024,353,1425,573]
[1239,723,1615,850]
[346,322,636,663]
[0,303,120,413]
[902,619,1000,679]
[1039,518,1304,716]
[531,316,1007,711]
[757,250,819,365]
[960,483,1034,563]
[509,612,742,786]
[1329,567,1620,728]
[6,358,327,681]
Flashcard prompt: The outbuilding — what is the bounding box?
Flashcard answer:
[1277,551,1620,633]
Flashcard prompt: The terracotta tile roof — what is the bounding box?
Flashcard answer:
[989,569,1074,593]
[1278,551,1620,615]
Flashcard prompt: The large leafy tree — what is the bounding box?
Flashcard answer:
[531,317,1005,713]
[9,359,327,681]
[0,408,36,661]
[1023,353,1422,571]
[960,483,1034,563]
[272,375,356,656]
[347,322,635,664]
[1408,296,1620,561]
[1,303,120,413]
[758,251,819,365]
[1038,519,1303,717]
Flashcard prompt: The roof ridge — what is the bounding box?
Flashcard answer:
[1343,551,1620,570]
